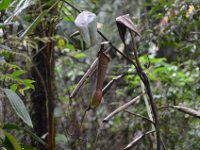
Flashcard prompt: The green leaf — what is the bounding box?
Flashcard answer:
[23,79,35,84]
[11,70,26,77]
[3,131,21,150]
[74,53,87,58]
[65,44,75,51]
[10,84,18,92]
[63,15,75,22]
[3,124,47,148]
[2,89,33,128]
[57,39,66,49]
[0,0,11,11]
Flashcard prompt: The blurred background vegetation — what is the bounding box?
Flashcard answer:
[0,0,200,149]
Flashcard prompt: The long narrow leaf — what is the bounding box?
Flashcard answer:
[70,57,98,98]
[173,105,200,118]
[3,131,21,150]
[103,95,141,122]
[124,130,155,150]
[102,74,124,96]
[2,89,33,128]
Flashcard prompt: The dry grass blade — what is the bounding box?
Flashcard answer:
[173,105,200,118]
[116,14,140,43]
[124,134,144,150]
[103,95,141,122]
[124,130,155,150]
[70,57,98,98]
[102,74,125,96]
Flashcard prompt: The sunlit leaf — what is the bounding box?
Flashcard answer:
[65,44,75,51]
[23,79,35,84]
[0,0,11,11]
[11,70,26,77]
[63,15,75,22]
[10,84,18,92]
[3,131,21,150]
[58,39,66,49]
[74,53,87,58]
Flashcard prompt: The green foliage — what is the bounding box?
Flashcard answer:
[0,0,11,11]
[3,131,21,150]
[0,125,42,150]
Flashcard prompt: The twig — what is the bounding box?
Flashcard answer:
[124,110,155,125]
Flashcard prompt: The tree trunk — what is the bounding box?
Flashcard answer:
[31,2,57,149]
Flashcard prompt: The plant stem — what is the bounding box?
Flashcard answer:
[130,31,161,150]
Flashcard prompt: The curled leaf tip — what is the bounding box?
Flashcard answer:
[116,14,140,43]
